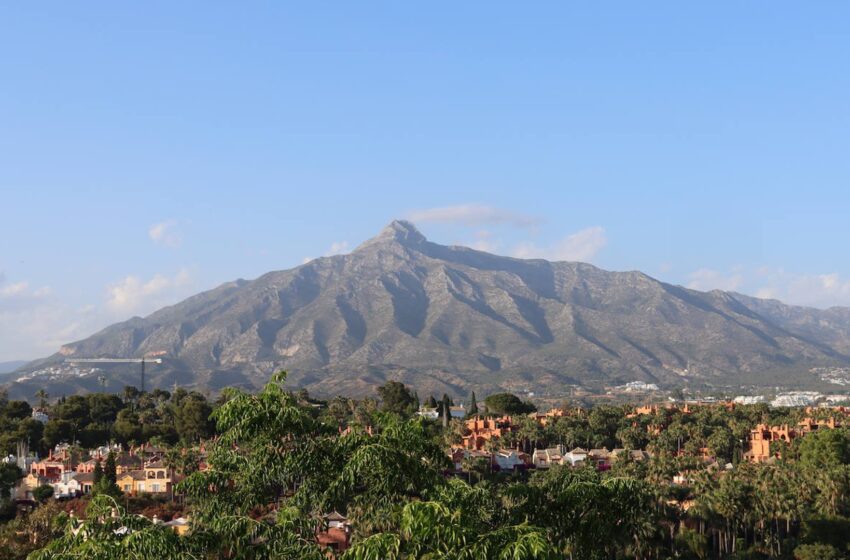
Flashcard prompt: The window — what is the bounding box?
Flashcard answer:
[138,483,144,492]
[123,484,130,492]
[157,471,165,479]
[151,483,160,493]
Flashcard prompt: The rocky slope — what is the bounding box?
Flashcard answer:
[9,221,850,399]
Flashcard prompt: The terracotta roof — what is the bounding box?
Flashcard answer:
[323,511,347,522]
[73,472,96,483]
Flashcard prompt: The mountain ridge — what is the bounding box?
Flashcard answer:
[9,220,850,400]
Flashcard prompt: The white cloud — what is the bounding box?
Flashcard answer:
[0,268,199,361]
[407,204,540,228]
[106,268,193,315]
[0,275,86,360]
[684,266,850,308]
[512,226,608,262]
[754,270,850,308]
[326,241,350,256]
[686,268,744,292]
[148,220,182,248]
[466,230,500,253]
[0,281,30,297]
[302,241,351,264]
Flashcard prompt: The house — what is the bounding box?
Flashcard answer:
[798,417,840,434]
[141,460,174,495]
[532,446,565,469]
[117,471,147,495]
[587,448,613,469]
[316,511,352,553]
[744,424,796,463]
[461,416,516,450]
[562,447,588,467]
[417,407,440,420]
[31,455,69,482]
[73,472,96,495]
[610,449,650,463]
[31,409,49,424]
[528,409,566,427]
[90,443,123,459]
[115,454,142,474]
[492,449,529,472]
[52,471,84,499]
[450,448,491,472]
[76,458,102,474]
[16,472,46,500]
[449,405,466,419]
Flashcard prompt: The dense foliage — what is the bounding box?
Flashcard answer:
[5,376,850,558]
[0,387,214,457]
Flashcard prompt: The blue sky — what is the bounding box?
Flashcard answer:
[1,3,849,360]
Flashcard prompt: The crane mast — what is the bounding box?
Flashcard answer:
[64,357,164,392]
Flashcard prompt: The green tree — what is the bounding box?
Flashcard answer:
[484,393,535,416]
[34,389,49,410]
[799,428,850,468]
[32,484,54,502]
[468,392,479,416]
[174,394,213,442]
[794,543,843,560]
[377,381,416,416]
[0,464,21,501]
[104,451,117,484]
[342,500,553,560]
[92,460,103,485]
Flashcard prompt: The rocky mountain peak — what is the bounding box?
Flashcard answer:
[358,219,427,250]
[10,221,850,401]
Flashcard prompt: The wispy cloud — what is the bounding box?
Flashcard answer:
[0,274,87,360]
[407,204,540,229]
[0,268,200,361]
[465,230,500,253]
[512,226,607,262]
[106,268,194,315]
[686,268,744,292]
[302,240,352,264]
[326,241,350,256]
[148,220,182,248]
[754,270,850,308]
[684,266,850,308]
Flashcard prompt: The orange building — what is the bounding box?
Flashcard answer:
[744,424,796,463]
[461,416,515,450]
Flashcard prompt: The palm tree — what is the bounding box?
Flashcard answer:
[34,389,48,409]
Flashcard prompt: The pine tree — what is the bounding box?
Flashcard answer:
[468,392,479,416]
[93,461,103,485]
[426,395,438,409]
[105,451,117,485]
[441,394,452,427]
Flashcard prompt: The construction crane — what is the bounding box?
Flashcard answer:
[64,357,163,393]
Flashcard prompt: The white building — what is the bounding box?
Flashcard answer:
[562,447,588,467]
[416,407,439,420]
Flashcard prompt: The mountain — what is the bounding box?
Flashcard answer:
[9,221,850,400]
[0,361,28,375]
